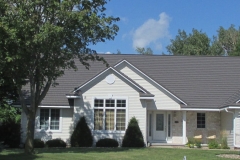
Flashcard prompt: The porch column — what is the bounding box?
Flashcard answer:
[182,111,186,144]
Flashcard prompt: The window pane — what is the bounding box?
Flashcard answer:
[116,109,126,131]
[149,114,152,136]
[94,99,104,107]
[106,99,115,107]
[94,109,103,130]
[50,109,60,130]
[168,114,171,137]
[105,109,115,130]
[117,100,126,107]
[197,113,205,128]
[40,109,49,130]
[156,114,164,131]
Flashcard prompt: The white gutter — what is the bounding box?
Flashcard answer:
[66,95,81,98]
[180,108,220,111]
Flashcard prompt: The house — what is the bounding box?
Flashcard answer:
[20,55,240,148]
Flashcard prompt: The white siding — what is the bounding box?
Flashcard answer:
[21,108,73,144]
[118,65,181,110]
[74,69,147,145]
[235,109,240,146]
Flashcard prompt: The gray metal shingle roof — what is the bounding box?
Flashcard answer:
[32,55,240,109]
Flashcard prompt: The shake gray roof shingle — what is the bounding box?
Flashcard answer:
[22,55,240,109]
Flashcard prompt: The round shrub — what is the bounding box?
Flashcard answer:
[96,138,119,147]
[34,139,45,148]
[46,139,66,148]
[70,116,93,147]
[122,117,144,147]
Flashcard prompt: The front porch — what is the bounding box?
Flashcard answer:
[146,110,221,145]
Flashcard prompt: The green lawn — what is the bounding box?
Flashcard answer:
[0,147,239,160]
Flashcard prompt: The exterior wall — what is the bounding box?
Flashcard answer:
[172,111,183,144]
[235,109,240,146]
[186,111,220,144]
[21,108,73,144]
[118,65,181,110]
[74,70,147,146]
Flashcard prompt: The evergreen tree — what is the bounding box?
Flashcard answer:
[70,117,93,147]
[122,117,144,147]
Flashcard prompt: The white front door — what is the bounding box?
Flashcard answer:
[153,112,166,141]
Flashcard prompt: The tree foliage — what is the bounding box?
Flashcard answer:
[0,0,119,154]
[166,29,219,55]
[122,117,144,147]
[136,47,153,55]
[70,116,93,147]
[166,25,240,56]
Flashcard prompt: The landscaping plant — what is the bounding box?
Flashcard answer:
[96,138,119,147]
[70,116,93,147]
[46,139,66,148]
[122,117,144,147]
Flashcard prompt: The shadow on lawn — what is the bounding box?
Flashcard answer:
[35,147,138,154]
[0,149,41,160]
[0,147,142,159]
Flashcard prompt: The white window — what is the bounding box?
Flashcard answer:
[94,98,127,131]
[39,109,61,131]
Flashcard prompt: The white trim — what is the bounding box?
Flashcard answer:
[182,111,186,144]
[220,106,240,111]
[92,96,128,132]
[66,95,81,98]
[74,67,147,94]
[114,60,187,106]
[140,97,155,100]
[235,99,240,103]
[39,106,72,108]
[181,108,219,111]
[36,108,62,133]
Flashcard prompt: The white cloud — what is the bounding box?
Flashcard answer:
[132,12,171,50]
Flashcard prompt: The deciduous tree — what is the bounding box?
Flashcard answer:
[0,0,119,154]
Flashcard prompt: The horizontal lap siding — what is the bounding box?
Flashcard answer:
[119,65,180,110]
[75,70,146,144]
[21,108,73,144]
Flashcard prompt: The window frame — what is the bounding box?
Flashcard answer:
[37,108,62,132]
[197,112,206,128]
[92,96,128,134]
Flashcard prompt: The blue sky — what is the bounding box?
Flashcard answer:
[91,0,240,54]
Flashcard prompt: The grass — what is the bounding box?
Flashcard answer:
[0,147,239,160]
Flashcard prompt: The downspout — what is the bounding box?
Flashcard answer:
[224,108,236,148]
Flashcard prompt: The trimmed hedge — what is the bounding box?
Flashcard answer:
[70,116,93,147]
[122,117,144,147]
[46,139,66,148]
[96,138,118,147]
[33,139,45,148]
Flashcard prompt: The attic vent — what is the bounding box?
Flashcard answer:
[105,74,115,84]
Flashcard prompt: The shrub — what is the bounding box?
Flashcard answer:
[46,139,66,148]
[195,140,202,148]
[208,139,219,149]
[0,120,21,148]
[96,138,118,147]
[70,116,93,147]
[122,117,144,147]
[34,139,45,148]
[220,131,230,149]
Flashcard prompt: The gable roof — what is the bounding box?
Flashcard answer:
[73,66,154,98]
[21,54,240,109]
